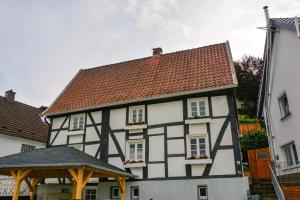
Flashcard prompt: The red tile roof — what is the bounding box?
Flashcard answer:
[0,96,48,143]
[45,42,237,116]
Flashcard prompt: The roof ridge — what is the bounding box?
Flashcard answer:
[82,42,227,71]
[0,95,42,111]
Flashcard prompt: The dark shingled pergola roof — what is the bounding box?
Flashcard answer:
[0,146,134,178]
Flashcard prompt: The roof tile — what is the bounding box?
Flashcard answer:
[45,42,236,115]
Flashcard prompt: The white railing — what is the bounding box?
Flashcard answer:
[270,165,285,200]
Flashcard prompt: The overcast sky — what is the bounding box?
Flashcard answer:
[0,0,299,107]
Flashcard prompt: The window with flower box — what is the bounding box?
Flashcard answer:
[187,97,209,119]
[185,134,211,164]
[124,140,145,167]
[71,114,85,130]
[129,106,145,124]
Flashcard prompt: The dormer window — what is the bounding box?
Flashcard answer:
[188,97,209,118]
[129,106,145,124]
[71,114,85,130]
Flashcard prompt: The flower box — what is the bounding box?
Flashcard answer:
[185,158,212,165]
[123,160,146,168]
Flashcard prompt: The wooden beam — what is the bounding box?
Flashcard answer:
[82,170,93,188]
[27,178,39,200]
[12,169,31,200]
[12,179,21,200]
[75,168,84,199]
[115,176,126,200]
[24,178,34,192]
[68,169,78,182]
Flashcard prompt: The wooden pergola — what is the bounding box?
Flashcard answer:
[0,147,135,200]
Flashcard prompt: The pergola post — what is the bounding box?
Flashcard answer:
[115,176,126,200]
[10,169,31,200]
[68,168,94,200]
[24,178,39,200]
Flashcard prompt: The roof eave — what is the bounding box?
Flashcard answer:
[45,84,237,117]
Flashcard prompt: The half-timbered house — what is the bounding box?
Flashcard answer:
[42,42,249,200]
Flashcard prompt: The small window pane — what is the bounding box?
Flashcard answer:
[284,146,294,166]
[132,110,137,123]
[198,186,208,199]
[138,109,143,122]
[79,116,85,129]
[191,102,198,117]
[131,186,139,199]
[111,187,119,198]
[73,117,78,129]
[130,144,135,160]
[191,139,197,144]
[199,101,206,116]
[137,143,143,160]
[292,144,299,164]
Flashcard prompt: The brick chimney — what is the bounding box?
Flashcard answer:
[5,89,16,103]
[152,47,163,55]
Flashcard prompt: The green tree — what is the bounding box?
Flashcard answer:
[234,56,263,117]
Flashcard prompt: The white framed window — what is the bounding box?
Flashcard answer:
[71,114,85,130]
[198,185,208,200]
[110,186,119,199]
[21,144,36,152]
[126,140,145,162]
[278,92,290,119]
[131,186,139,199]
[83,187,97,200]
[129,106,145,124]
[282,142,299,166]
[187,97,209,118]
[187,135,209,158]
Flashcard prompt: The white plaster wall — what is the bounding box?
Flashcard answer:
[210,149,235,175]
[167,125,184,138]
[68,134,83,144]
[0,134,45,157]
[148,127,164,135]
[168,157,186,177]
[210,118,226,148]
[191,165,205,176]
[211,96,229,116]
[108,134,118,155]
[148,163,165,178]
[52,116,68,129]
[149,135,164,161]
[189,124,207,135]
[109,132,125,155]
[38,177,249,200]
[148,101,183,125]
[220,124,233,146]
[110,108,126,129]
[167,139,185,154]
[108,157,124,170]
[85,126,101,142]
[51,130,68,145]
[267,29,300,164]
[84,144,99,158]
[86,111,102,125]
[130,168,143,179]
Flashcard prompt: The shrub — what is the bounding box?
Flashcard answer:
[240,131,268,152]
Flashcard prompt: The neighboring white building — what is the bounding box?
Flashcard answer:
[0,90,48,197]
[257,7,300,178]
[42,42,249,200]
